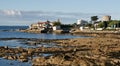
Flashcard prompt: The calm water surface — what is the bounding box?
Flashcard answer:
[0,31,84,39]
[0,58,31,66]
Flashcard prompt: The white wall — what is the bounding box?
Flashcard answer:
[53,26,61,30]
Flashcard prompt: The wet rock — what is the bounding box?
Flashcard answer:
[32,57,47,65]
[16,46,25,52]
[19,55,26,59]
[27,50,32,55]
[16,46,21,49]
[27,48,34,55]
[0,53,5,57]
[48,55,64,65]
[2,56,8,59]
[7,56,16,60]
[21,52,28,56]
[18,54,28,62]
[73,48,77,52]
[64,55,71,60]
[26,41,37,45]
[4,46,8,49]
[18,58,28,62]
[62,61,71,65]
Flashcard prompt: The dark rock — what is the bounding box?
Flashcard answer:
[18,58,28,62]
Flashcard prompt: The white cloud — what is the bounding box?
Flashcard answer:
[0,10,118,25]
[2,10,21,16]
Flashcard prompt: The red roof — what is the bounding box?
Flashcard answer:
[37,22,48,24]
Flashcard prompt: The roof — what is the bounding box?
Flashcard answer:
[37,22,48,24]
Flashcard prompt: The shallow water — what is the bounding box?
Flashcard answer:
[0,31,85,39]
[0,40,58,48]
[0,58,31,66]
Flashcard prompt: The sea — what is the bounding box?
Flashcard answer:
[0,26,84,39]
[0,26,88,66]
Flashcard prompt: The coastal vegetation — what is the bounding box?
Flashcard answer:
[97,20,120,29]
[52,21,61,26]
[91,16,98,22]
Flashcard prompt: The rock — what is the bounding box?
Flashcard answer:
[7,56,14,60]
[18,58,28,62]
[64,55,71,60]
[35,57,45,62]
[113,59,120,63]
[16,46,21,49]
[48,55,63,65]
[16,46,25,52]
[32,57,47,65]
[19,55,26,59]
[62,61,71,65]
[27,50,33,55]
[4,46,8,49]
[21,52,28,56]
[18,54,28,62]
[2,56,8,59]
[73,48,77,52]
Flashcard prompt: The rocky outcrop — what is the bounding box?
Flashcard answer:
[32,36,120,66]
[0,33,120,66]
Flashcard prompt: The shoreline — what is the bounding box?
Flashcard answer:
[0,31,120,66]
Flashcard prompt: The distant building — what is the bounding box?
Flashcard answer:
[29,21,52,30]
[29,23,39,30]
[101,15,111,22]
[77,19,88,26]
[53,26,61,30]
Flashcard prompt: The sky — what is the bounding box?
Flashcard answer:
[0,0,120,25]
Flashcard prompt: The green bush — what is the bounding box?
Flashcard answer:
[52,21,61,26]
[98,22,103,28]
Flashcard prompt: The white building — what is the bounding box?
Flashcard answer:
[53,26,61,30]
[77,19,88,25]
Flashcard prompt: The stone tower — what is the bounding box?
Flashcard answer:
[101,15,111,22]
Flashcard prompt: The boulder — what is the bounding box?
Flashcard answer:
[8,56,14,60]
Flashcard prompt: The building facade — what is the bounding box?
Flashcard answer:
[101,15,111,22]
[77,19,88,26]
[29,21,52,30]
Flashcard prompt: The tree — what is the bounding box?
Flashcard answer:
[72,23,77,28]
[98,21,103,28]
[103,21,108,29]
[85,23,93,28]
[91,16,98,30]
[91,16,98,23]
[108,20,118,29]
[52,21,61,26]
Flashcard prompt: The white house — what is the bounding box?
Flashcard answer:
[29,21,52,30]
[53,26,61,30]
[77,19,88,26]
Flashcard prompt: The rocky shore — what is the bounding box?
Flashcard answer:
[0,31,120,66]
[32,36,120,66]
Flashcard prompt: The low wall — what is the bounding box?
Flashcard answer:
[71,30,120,38]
